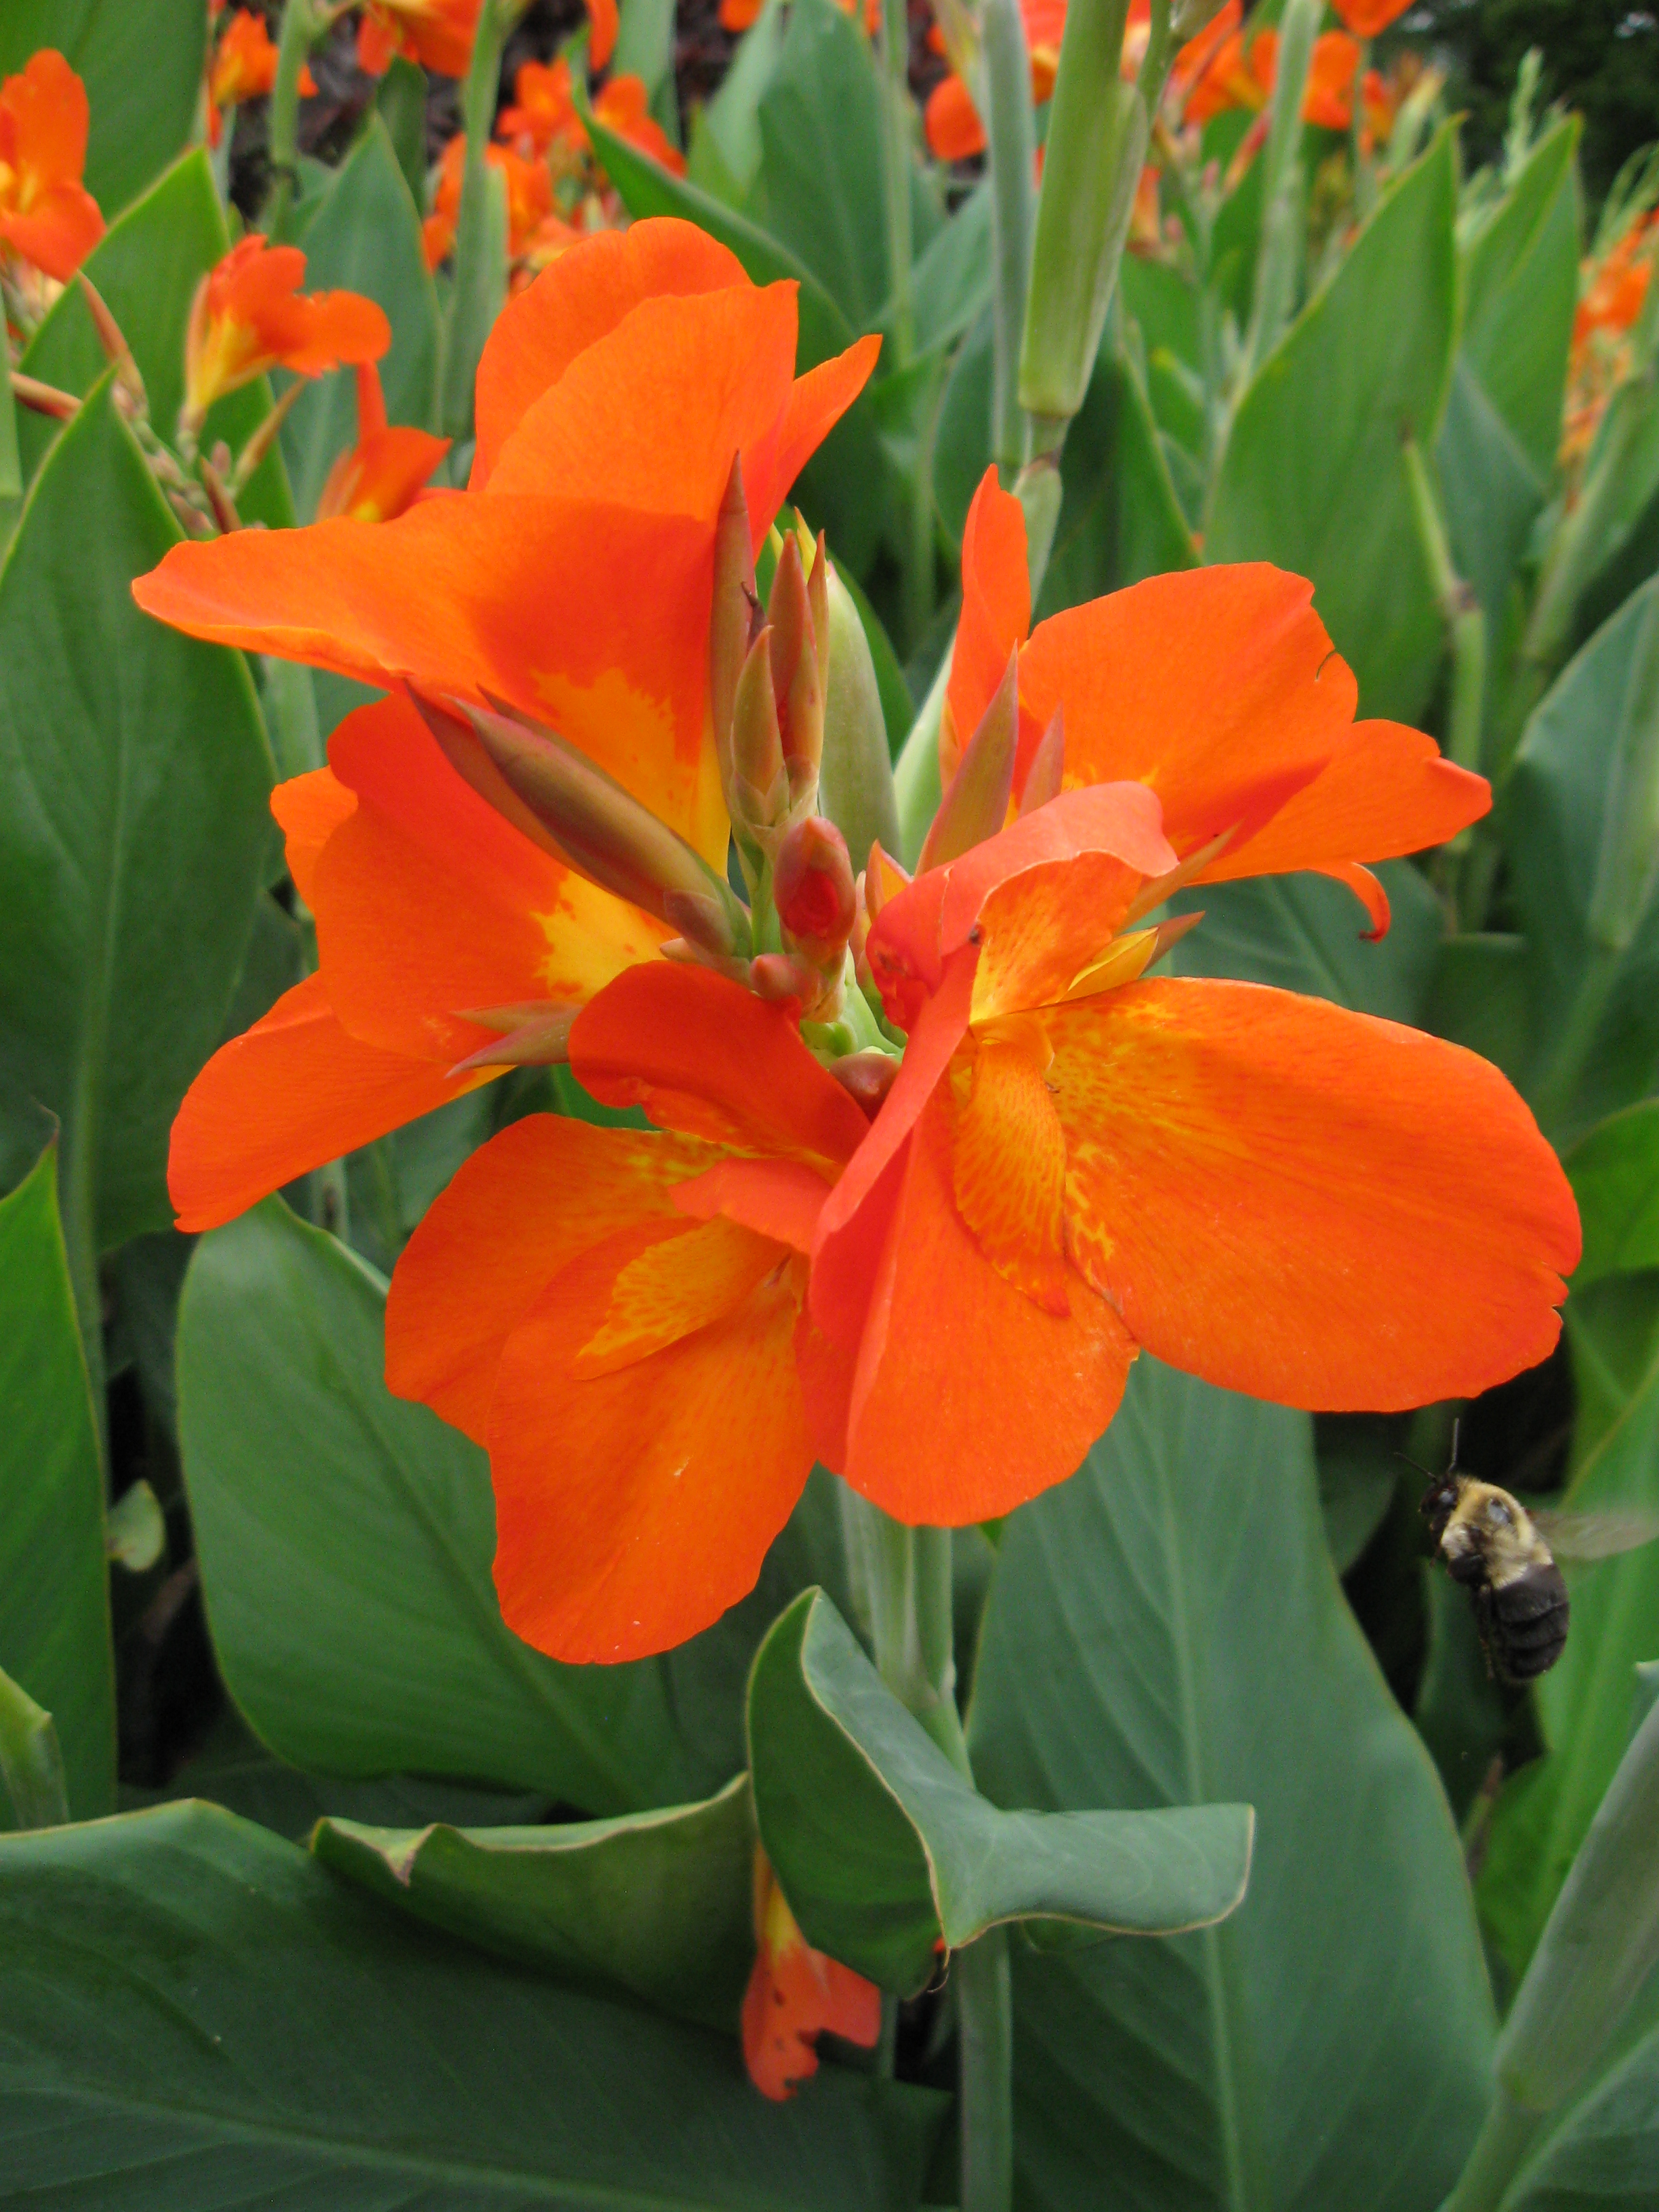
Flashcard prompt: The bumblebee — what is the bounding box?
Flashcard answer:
[1421,1433,1659,1685]
[1421,1469,1570,1684]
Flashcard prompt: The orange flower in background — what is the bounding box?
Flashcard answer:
[1331,0,1414,34]
[743,1849,880,2100]
[1563,213,1656,470]
[182,235,390,424]
[385,962,871,1660]
[0,49,103,282]
[587,0,620,69]
[315,361,450,523]
[148,222,880,1221]
[496,58,577,157]
[805,472,1579,1523]
[1185,22,1360,131]
[923,0,1065,163]
[421,131,554,270]
[357,0,482,77]
[587,75,687,178]
[209,11,314,148]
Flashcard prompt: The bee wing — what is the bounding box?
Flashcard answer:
[1533,1508,1659,1561]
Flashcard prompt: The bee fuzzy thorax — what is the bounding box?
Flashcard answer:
[1423,1471,1570,1686]
[1437,1479,1551,1589]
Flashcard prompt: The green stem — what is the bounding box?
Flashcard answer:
[980,0,1036,476]
[1351,37,1375,222]
[1402,434,1486,774]
[262,0,321,239]
[894,650,949,865]
[880,0,916,370]
[442,0,516,443]
[957,1926,1015,2212]
[1437,2085,1545,2212]
[1239,0,1317,387]
[1529,943,1620,1142]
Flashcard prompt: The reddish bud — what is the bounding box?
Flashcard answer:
[767,531,824,796]
[775,816,857,964]
[829,1050,901,1119]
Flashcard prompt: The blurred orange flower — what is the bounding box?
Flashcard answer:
[1330,0,1414,34]
[496,58,577,156]
[421,131,554,269]
[1185,22,1360,131]
[145,222,879,1225]
[743,1850,880,2100]
[804,472,1577,1522]
[209,10,314,148]
[0,49,104,282]
[357,0,481,77]
[385,962,872,1661]
[315,361,450,523]
[587,74,687,177]
[182,234,390,424]
[1563,212,1656,469]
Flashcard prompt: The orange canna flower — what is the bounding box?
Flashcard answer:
[803,472,1579,1522]
[209,11,314,148]
[743,1849,880,2100]
[587,74,687,178]
[315,361,451,523]
[421,131,554,270]
[357,0,482,78]
[587,0,620,71]
[496,58,577,157]
[1563,213,1656,472]
[384,962,872,1660]
[182,234,390,424]
[720,0,764,29]
[145,222,880,1227]
[0,49,104,283]
[1185,20,1359,130]
[922,0,1065,163]
[1330,0,1414,34]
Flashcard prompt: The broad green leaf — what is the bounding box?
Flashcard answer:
[1121,252,1200,371]
[968,1359,1496,2212]
[1170,859,1445,1023]
[1317,1413,1404,1575]
[1566,1274,1659,1471]
[586,104,856,370]
[697,0,790,197]
[757,0,889,331]
[1208,127,1458,722]
[614,0,678,102]
[1566,1102,1659,1290]
[1416,1571,1511,1825]
[1427,933,1532,1085]
[911,182,992,360]
[279,115,441,521]
[0,0,203,218]
[1478,1340,1659,1988]
[934,308,993,541]
[748,1587,1252,1996]
[1458,116,1580,485]
[1504,576,1659,1139]
[0,1149,112,1826]
[176,1199,692,1815]
[1506,2021,1659,2210]
[0,386,273,1271]
[0,1799,945,2207]
[344,1086,497,1276]
[0,355,19,547]
[0,1663,68,1830]
[374,54,430,210]
[1036,352,1197,618]
[314,1773,755,2029]
[16,148,293,524]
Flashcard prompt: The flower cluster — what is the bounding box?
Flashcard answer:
[138,219,1577,1685]
[1562,207,1656,474]
[0,48,103,287]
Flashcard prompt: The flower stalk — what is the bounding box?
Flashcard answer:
[262,0,324,237]
[1240,0,1319,386]
[1402,435,1486,775]
[981,0,1036,476]
[443,0,523,442]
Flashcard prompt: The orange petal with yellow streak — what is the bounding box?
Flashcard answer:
[947,468,1029,783]
[573,1213,783,1376]
[472,221,747,489]
[1017,566,1354,852]
[953,1024,1071,1313]
[572,963,870,1168]
[385,1112,716,1441]
[168,972,487,1233]
[490,1229,812,1661]
[841,1090,1135,1523]
[310,696,663,1065]
[1052,977,1581,1410]
[131,493,727,867]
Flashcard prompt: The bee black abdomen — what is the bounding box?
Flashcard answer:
[1490,1563,1570,1683]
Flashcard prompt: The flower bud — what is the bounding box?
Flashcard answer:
[729,625,787,836]
[776,816,857,968]
[710,454,760,815]
[1019,705,1066,815]
[748,951,822,1008]
[918,647,1019,871]
[767,531,825,799]
[819,560,900,875]
[828,1050,901,1120]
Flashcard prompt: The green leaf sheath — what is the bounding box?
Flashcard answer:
[747,1586,1251,1996]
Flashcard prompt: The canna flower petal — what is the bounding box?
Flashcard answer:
[472,220,747,487]
[0,49,104,281]
[315,363,450,523]
[924,75,987,163]
[572,961,870,1168]
[183,236,390,419]
[945,462,1029,785]
[744,1849,880,2101]
[588,74,687,177]
[1330,0,1414,35]
[586,0,620,70]
[386,1112,718,1439]
[168,972,485,1233]
[357,0,481,77]
[306,696,665,1066]
[489,1218,811,1660]
[1051,979,1580,1409]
